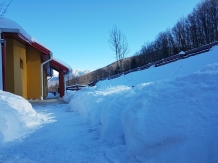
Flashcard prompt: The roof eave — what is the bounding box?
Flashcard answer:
[0,28,19,33]
[50,59,69,74]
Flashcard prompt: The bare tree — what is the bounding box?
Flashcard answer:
[0,0,12,17]
[109,25,129,73]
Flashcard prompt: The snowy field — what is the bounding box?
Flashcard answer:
[0,46,218,162]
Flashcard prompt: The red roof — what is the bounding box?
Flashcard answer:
[31,41,51,55]
[50,59,69,74]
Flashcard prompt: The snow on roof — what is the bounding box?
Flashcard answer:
[0,17,71,73]
[52,56,72,75]
[0,17,51,51]
[0,17,31,42]
[31,37,51,52]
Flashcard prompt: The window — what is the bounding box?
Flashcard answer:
[20,58,23,69]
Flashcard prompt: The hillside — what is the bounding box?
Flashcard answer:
[97,45,218,87]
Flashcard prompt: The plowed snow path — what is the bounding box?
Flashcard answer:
[0,102,110,163]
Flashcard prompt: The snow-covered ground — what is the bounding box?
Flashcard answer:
[0,46,218,163]
[0,102,109,163]
[65,63,218,163]
[0,91,53,144]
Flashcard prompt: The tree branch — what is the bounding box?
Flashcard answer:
[0,0,12,18]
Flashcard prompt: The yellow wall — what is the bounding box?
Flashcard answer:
[5,39,27,98]
[13,39,27,98]
[5,38,49,99]
[26,46,42,99]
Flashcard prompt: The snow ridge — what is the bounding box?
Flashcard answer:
[66,64,218,163]
[0,91,54,144]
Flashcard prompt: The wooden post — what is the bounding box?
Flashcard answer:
[59,69,64,97]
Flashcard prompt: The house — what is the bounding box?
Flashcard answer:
[0,18,72,99]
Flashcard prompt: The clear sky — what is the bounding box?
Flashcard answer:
[5,0,201,71]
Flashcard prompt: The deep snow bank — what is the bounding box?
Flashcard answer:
[0,91,52,144]
[66,64,218,163]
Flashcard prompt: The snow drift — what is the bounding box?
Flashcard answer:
[0,91,52,144]
[66,63,218,163]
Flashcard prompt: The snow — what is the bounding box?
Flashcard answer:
[72,69,92,77]
[30,37,51,51]
[52,56,72,76]
[0,45,218,162]
[0,18,49,51]
[0,91,53,144]
[0,103,109,163]
[0,17,31,42]
[66,63,218,163]
[179,51,185,55]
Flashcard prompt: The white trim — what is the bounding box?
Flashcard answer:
[0,28,19,33]
[41,52,53,100]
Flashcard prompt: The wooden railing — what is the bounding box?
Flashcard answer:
[66,84,86,91]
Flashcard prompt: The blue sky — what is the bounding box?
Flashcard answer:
[5,0,200,71]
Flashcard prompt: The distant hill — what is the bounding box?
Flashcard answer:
[48,69,91,87]
[72,69,92,77]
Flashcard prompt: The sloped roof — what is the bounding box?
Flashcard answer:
[0,18,71,75]
[50,56,71,74]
